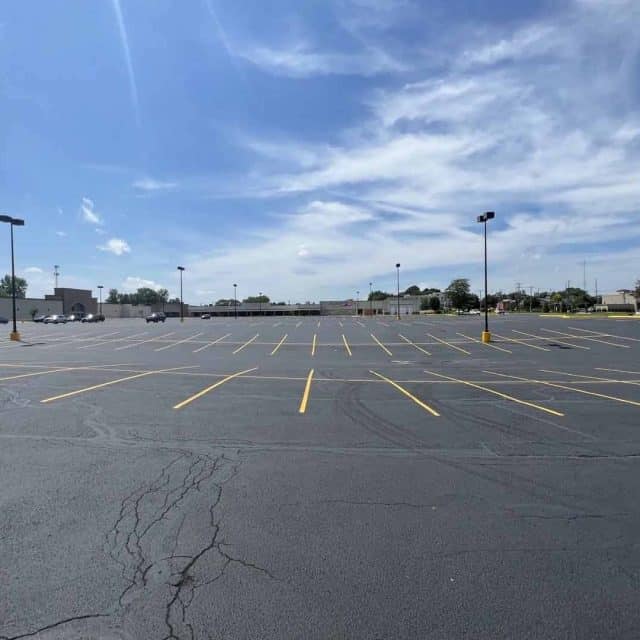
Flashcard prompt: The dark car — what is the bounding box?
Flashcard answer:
[146,312,166,323]
[0,316,8,324]
[82,313,104,323]
[68,313,85,322]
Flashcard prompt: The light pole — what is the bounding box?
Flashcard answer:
[177,266,185,322]
[356,290,359,316]
[395,263,400,319]
[54,264,60,289]
[476,211,495,342]
[259,291,262,316]
[369,282,373,316]
[97,285,103,316]
[233,284,237,319]
[0,215,25,341]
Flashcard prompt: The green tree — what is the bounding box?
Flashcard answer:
[244,295,270,303]
[404,285,421,295]
[429,296,441,312]
[445,278,471,309]
[368,290,390,301]
[215,298,234,306]
[106,288,120,303]
[422,287,441,294]
[0,274,27,298]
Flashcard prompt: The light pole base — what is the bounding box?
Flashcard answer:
[481,330,491,343]
[10,331,21,341]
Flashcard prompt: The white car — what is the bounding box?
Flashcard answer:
[44,314,68,324]
[468,309,481,315]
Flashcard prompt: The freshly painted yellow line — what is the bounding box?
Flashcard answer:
[424,369,563,417]
[155,332,204,352]
[232,333,259,355]
[427,333,471,355]
[173,367,258,410]
[116,331,176,351]
[342,334,352,356]
[484,370,640,408]
[193,333,231,353]
[568,326,640,343]
[41,366,197,404]
[540,369,640,388]
[311,334,318,356]
[370,333,392,356]
[370,370,439,416]
[298,369,315,414]
[398,334,431,355]
[511,329,589,350]
[491,332,550,352]
[456,332,512,354]
[539,328,629,349]
[271,334,288,356]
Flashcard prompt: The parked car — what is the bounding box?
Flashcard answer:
[0,316,8,324]
[44,314,67,324]
[201,313,211,319]
[68,313,85,321]
[468,309,481,315]
[33,315,47,323]
[146,312,166,323]
[82,313,105,323]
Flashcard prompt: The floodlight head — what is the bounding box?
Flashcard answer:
[177,266,185,271]
[13,218,25,226]
[0,215,12,224]
[395,263,400,268]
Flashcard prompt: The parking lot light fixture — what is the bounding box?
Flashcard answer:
[369,282,372,316]
[97,285,103,316]
[233,284,237,319]
[395,263,400,319]
[476,211,495,342]
[177,266,185,322]
[259,291,263,316]
[0,214,25,340]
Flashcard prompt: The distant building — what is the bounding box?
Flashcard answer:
[45,288,97,315]
[0,297,62,321]
[600,291,638,313]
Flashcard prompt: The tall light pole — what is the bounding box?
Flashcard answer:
[259,291,263,316]
[0,215,25,341]
[97,285,103,316]
[395,263,401,319]
[177,266,185,322]
[356,290,359,316]
[369,282,373,317]
[476,211,495,342]
[54,264,60,289]
[233,284,237,319]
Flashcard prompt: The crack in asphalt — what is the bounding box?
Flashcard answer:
[0,614,109,640]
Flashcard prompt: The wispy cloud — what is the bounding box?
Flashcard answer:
[80,197,103,225]
[121,275,162,292]
[98,237,131,256]
[111,0,140,125]
[55,230,67,237]
[24,266,43,274]
[133,177,177,192]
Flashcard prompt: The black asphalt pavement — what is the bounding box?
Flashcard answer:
[1,313,640,639]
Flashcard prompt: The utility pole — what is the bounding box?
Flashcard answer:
[54,264,60,289]
[583,260,587,293]
[528,285,534,313]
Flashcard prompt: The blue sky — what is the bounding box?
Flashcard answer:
[2,0,639,302]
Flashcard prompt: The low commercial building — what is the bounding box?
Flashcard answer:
[101,303,152,319]
[45,288,97,316]
[601,291,638,312]
[0,297,62,321]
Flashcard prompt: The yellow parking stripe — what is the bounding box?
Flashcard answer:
[456,332,512,354]
[41,366,197,404]
[370,333,392,356]
[427,333,471,355]
[491,332,550,352]
[173,367,258,410]
[569,326,640,343]
[539,328,629,349]
[369,370,439,416]
[232,333,259,354]
[271,334,288,356]
[155,332,204,352]
[298,369,314,414]
[342,334,352,356]
[116,331,176,351]
[398,334,431,355]
[484,370,640,408]
[311,333,317,356]
[0,366,81,381]
[193,333,231,353]
[424,369,564,417]
[511,329,589,350]
[540,369,640,388]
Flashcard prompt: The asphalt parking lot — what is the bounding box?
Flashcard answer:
[2,313,640,638]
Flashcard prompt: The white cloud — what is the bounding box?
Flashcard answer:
[121,276,163,292]
[133,177,177,191]
[24,266,43,274]
[55,231,67,237]
[80,197,103,225]
[98,237,131,256]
